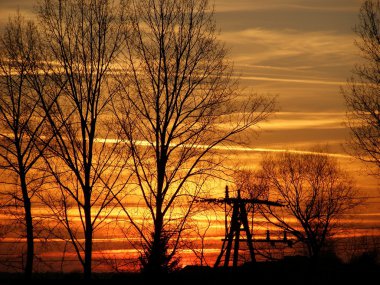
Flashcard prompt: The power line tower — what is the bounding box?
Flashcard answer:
[199,186,285,267]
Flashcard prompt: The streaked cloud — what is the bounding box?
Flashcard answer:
[260,112,346,130]
[215,0,360,13]
[223,28,356,78]
[238,75,346,86]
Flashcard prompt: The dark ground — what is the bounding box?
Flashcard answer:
[0,257,379,285]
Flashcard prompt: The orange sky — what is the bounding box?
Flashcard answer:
[0,0,365,151]
[0,0,377,205]
[0,0,379,271]
[212,0,360,144]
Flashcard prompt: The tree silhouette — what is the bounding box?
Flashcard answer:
[0,14,47,279]
[259,151,359,260]
[114,0,275,274]
[35,0,129,279]
[343,0,380,174]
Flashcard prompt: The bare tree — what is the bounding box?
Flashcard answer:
[259,152,359,261]
[343,0,380,173]
[35,0,129,279]
[0,14,46,279]
[114,0,275,274]
[232,169,269,200]
[186,213,213,267]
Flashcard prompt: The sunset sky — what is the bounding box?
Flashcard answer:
[0,0,362,150]
[0,0,377,189]
[0,0,380,273]
[213,0,361,150]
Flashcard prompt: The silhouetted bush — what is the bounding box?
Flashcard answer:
[350,249,379,268]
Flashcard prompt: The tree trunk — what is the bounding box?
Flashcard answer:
[150,211,165,274]
[20,172,33,279]
[84,194,93,280]
[24,197,33,279]
[145,148,168,274]
[311,244,320,262]
[307,239,320,263]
